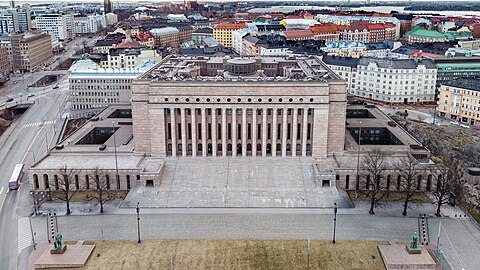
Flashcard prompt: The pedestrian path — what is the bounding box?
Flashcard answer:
[17,217,32,254]
[23,120,55,128]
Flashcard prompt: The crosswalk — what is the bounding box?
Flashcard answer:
[17,217,33,254]
[23,120,56,128]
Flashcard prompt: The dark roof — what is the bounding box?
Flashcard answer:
[322,55,359,68]
[358,57,436,69]
[365,41,394,50]
[193,27,213,34]
[255,24,285,32]
[442,77,480,91]
[392,46,418,55]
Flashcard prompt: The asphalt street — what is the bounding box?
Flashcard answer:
[0,89,66,269]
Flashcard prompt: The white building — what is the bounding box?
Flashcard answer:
[68,58,157,117]
[100,48,162,69]
[35,14,68,41]
[232,23,258,55]
[105,12,118,26]
[322,55,359,94]
[74,14,106,34]
[259,45,292,56]
[355,57,437,104]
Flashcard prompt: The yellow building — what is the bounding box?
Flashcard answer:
[213,23,245,48]
[438,78,480,126]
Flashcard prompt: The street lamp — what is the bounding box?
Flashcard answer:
[136,202,141,244]
[355,121,362,198]
[112,121,119,188]
[332,202,338,244]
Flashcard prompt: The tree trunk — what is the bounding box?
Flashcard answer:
[436,200,442,217]
[100,201,104,213]
[402,197,408,216]
[369,198,375,215]
[66,200,71,215]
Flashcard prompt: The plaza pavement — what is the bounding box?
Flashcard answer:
[122,157,353,208]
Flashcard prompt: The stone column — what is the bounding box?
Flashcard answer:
[242,108,247,156]
[191,108,197,157]
[222,107,227,157]
[170,108,177,157]
[302,108,308,156]
[201,108,207,156]
[262,108,267,157]
[272,107,278,157]
[282,107,288,157]
[252,108,257,157]
[232,107,237,156]
[212,108,217,157]
[180,108,187,157]
[292,107,298,157]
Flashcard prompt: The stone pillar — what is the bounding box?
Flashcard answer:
[282,107,288,157]
[292,108,298,157]
[180,108,187,157]
[170,108,177,157]
[302,108,308,157]
[191,108,197,157]
[262,108,267,157]
[232,107,237,156]
[201,108,207,157]
[272,107,278,157]
[212,108,217,157]
[242,108,247,156]
[222,107,227,157]
[252,108,257,157]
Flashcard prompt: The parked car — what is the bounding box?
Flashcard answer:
[99,144,106,151]
[459,123,470,128]
[6,98,13,102]
[53,84,59,89]
[449,121,459,126]
[27,93,35,98]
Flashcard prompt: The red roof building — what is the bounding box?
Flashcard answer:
[283,30,314,41]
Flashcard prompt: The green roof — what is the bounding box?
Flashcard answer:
[408,26,446,39]
[436,62,480,68]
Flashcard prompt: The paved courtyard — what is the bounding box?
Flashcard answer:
[122,157,353,208]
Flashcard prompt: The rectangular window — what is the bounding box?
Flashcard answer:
[257,124,262,139]
[267,124,271,140]
[228,123,232,140]
[307,124,311,140]
[178,123,182,140]
[188,123,192,140]
[217,123,222,140]
[238,124,242,140]
[297,123,301,140]
[208,123,212,140]
[287,123,291,140]
[247,123,252,140]
[198,123,202,140]
[167,123,172,140]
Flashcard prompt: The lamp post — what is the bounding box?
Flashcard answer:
[112,121,119,188]
[30,190,45,216]
[332,202,338,244]
[136,202,141,244]
[355,122,362,198]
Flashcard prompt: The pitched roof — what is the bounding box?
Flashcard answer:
[214,23,246,30]
[283,30,314,38]
[311,25,339,33]
[408,26,446,39]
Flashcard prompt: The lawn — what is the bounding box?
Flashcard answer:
[48,240,388,270]
[347,190,431,203]
[49,191,129,202]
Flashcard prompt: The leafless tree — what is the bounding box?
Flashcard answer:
[361,149,389,215]
[429,154,464,217]
[54,165,81,215]
[395,154,422,216]
[87,168,114,214]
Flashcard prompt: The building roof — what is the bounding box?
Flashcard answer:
[442,77,480,91]
[150,27,179,37]
[322,55,359,68]
[408,26,446,39]
[358,57,436,69]
[213,23,246,30]
[283,29,314,39]
[68,58,157,79]
[193,27,213,34]
[311,25,339,33]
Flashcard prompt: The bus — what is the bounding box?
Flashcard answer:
[8,164,24,191]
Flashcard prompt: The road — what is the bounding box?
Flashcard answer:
[0,89,67,269]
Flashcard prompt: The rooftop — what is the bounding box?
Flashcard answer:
[138,55,342,82]
[358,57,437,69]
[442,77,480,91]
[68,58,157,78]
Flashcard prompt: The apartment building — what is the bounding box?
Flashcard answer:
[322,55,359,94]
[355,57,437,104]
[438,78,480,126]
[0,9,19,34]
[74,14,106,34]
[100,48,162,69]
[213,23,246,48]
